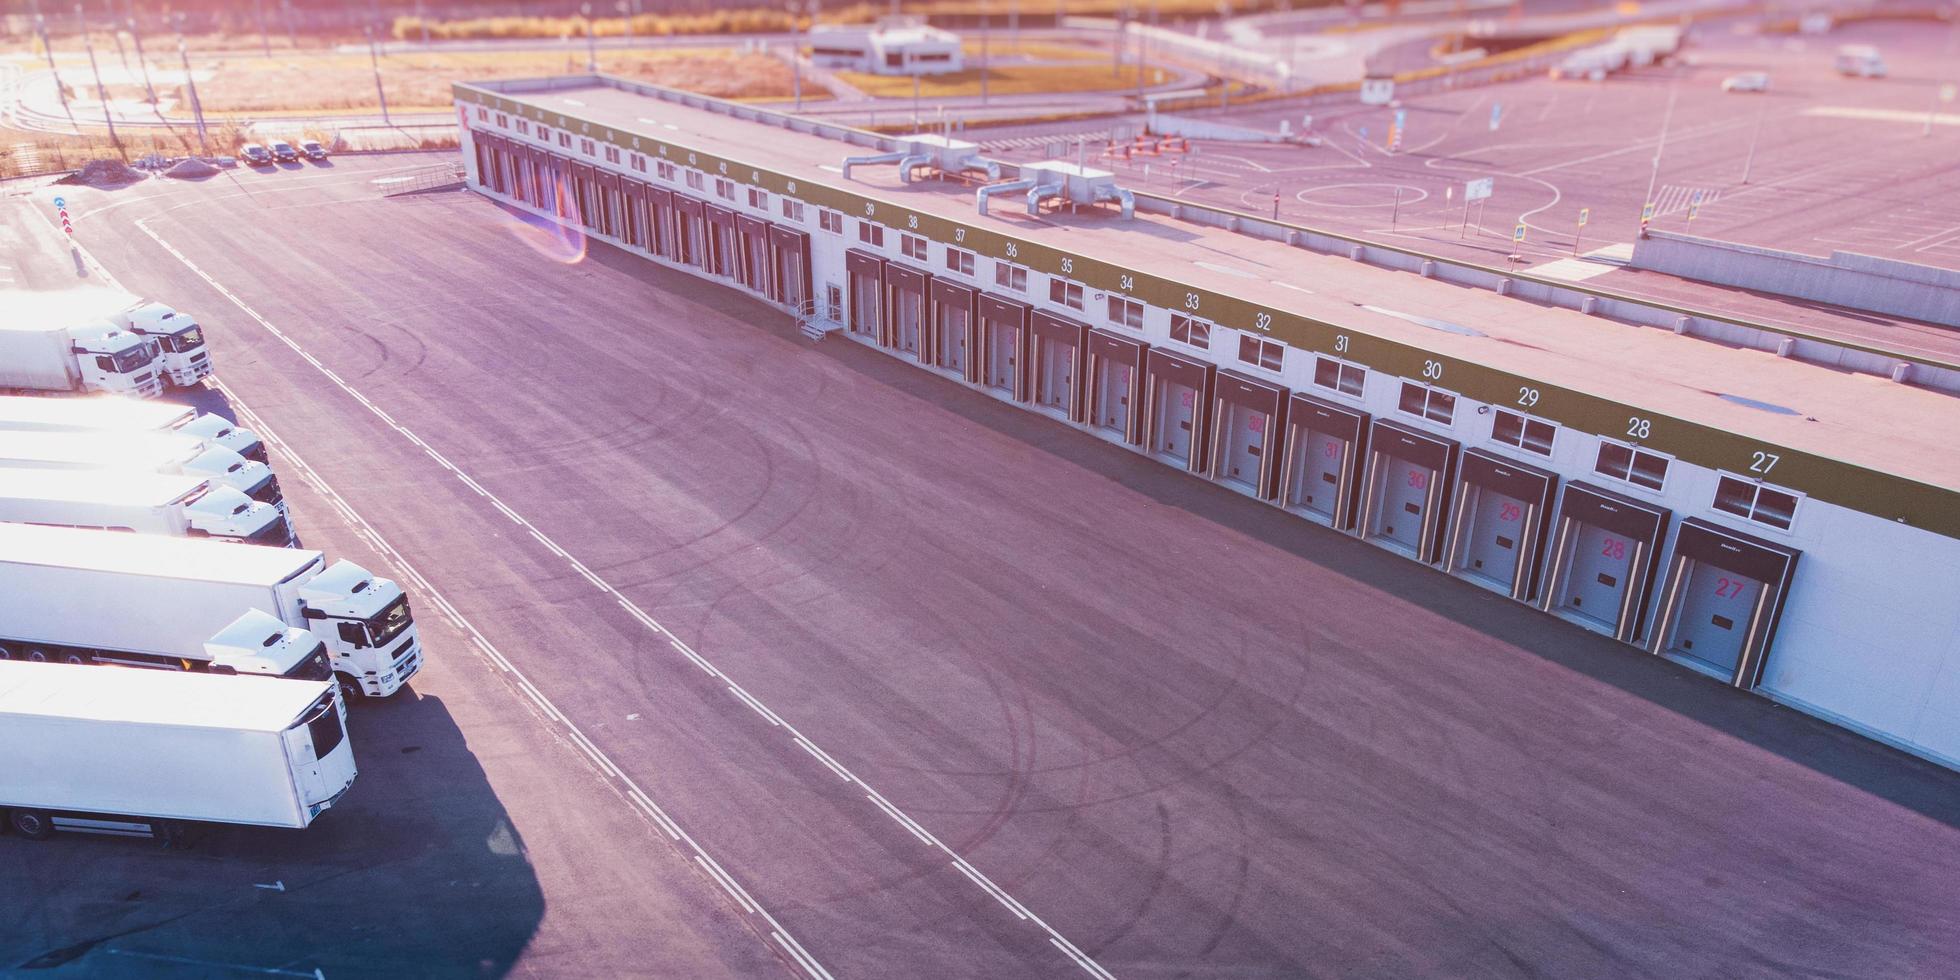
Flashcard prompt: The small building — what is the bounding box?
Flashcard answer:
[809,18,964,76]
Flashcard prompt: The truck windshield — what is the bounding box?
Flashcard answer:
[367,595,413,647]
[285,643,334,682]
[111,347,153,373]
[302,690,345,758]
[166,326,204,352]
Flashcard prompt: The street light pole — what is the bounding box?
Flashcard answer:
[34,11,77,128]
[980,0,990,106]
[252,0,270,56]
[1925,18,1957,137]
[581,3,597,72]
[1740,92,1768,184]
[364,24,391,126]
[788,1,803,111]
[1640,83,1679,220]
[77,2,124,158]
[619,0,633,47]
[126,14,156,109]
[178,38,209,156]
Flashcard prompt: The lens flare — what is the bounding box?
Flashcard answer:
[492,185,587,265]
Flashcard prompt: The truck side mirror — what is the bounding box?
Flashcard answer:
[209,664,238,675]
[299,607,325,620]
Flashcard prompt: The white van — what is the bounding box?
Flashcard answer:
[1834,45,1887,78]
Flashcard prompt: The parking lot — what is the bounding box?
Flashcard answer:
[5,154,1955,978]
[981,16,1960,343]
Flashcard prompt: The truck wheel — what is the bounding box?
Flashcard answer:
[336,674,363,704]
[23,647,50,663]
[11,809,52,840]
[60,652,87,666]
[0,644,13,660]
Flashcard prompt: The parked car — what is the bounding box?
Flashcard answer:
[1834,45,1887,77]
[1722,72,1770,93]
[299,139,328,161]
[240,143,272,166]
[269,140,299,163]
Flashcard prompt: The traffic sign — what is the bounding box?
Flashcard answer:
[1577,207,1590,227]
[1640,201,1655,231]
[1489,103,1503,132]
[52,196,66,209]
[1513,223,1527,244]
[1942,83,1957,104]
[1465,177,1494,201]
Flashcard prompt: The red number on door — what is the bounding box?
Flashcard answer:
[1406,470,1428,489]
[1600,538,1627,560]
[1714,576,1745,599]
[1181,391,1194,407]
[1498,503,1522,522]
[1249,416,1265,433]
[1322,442,1339,458]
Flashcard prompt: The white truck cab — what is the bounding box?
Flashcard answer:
[201,609,336,684]
[298,560,422,698]
[106,302,211,387]
[177,412,266,463]
[64,321,164,397]
[183,484,292,543]
[0,429,287,518]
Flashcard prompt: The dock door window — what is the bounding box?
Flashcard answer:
[1490,408,1557,457]
[858,221,885,247]
[1594,441,1669,492]
[1712,476,1800,531]
[1107,296,1144,329]
[1048,277,1085,311]
[1398,382,1455,425]
[1170,313,1210,350]
[1313,356,1365,397]
[1238,335,1284,373]
[995,262,1028,292]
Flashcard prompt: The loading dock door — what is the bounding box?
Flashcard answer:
[597,171,622,238]
[930,279,979,382]
[1445,449,1558,601]
[1210,371,1287,499]
[737,215,773,297]
[1540,482,1669,644]
[887,264,932,361]
[769,225,813,311]
[1030,312,1088,423]
[846,249,887,344]
[1281,392,1367,530]
[620,180,647,250]
[674,196,705,268]
[524,147,547,209]
[1143,348,1215,473]
[648,187,676,261]
[1651,518,1800,688]
[704,204,739,280]
[546,153,573,220]
[978,294,1029,401]
[1086,330,1145,446]
[570,163,598,230]
[1360,420,1458,563]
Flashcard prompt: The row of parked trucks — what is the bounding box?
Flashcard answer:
[0,301,423,841]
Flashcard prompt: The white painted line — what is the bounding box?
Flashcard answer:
[793,736,853,781]
[695,853,759,915]
[1803,106,1960,127]
[728,684,782,726]
[953,859,1028,921]
[773,930,838,980]
[133,203,1115,980]
[101,949,317,977]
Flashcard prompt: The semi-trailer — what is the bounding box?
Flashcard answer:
[0,524,423,700]
[0,661,355,841]
[0,294,163,398]
[0,469,292,545]
[0,393,267,463]
[0,428,285,516]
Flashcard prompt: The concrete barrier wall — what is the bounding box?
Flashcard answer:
[1631,230,1960,328]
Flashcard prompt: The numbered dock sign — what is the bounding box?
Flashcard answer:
[1513,223,1527,244]
[1577,207,1589,227]
[1640,201,1656,230]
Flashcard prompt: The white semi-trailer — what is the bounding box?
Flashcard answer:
[0,428,285,516]
[0,469,292,545]
[0,524,423,699]
[0,394,267,463]
[0,301,163,398]
[0,661,355,841]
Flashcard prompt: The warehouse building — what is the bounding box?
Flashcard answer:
[454,74,1960,770]
[808,19,964,76]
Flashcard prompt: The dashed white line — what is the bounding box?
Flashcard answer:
[132,207,1116,979]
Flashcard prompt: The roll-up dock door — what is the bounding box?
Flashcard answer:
[930,279,980,382]
[1029,312,1089,424]
[596,170,623,238]
[647,187,677,261]
[1444,449,1557,601]
[736,214,773,297]
[570,163,598,231]
[846,249,888,345]
[1143,348,1214,473]
[1280,392,1367,530]
[978,293,1029,401]
[1360,420,1458,563]
[473,138,494,192]
[1540,482,1669,644]
[673,195,705,268]
[1210,371,1287,500]
[703,204,739,280]
[769,225,813,312]
[523,146,548,210]
[620,180,647,250]
[1086,330,1146,446]
[1650,518,1800,688]
[887,264,932,361]
[545,152,572,220]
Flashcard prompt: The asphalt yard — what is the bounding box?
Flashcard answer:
[7,156,1959,978]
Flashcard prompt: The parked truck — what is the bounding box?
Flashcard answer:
[0,469,292,545]
[0,428,285,516]
[0,523,423,700]
[0,661,355,841]
[0,393,267,464]
[0,294,163,398]
[100,298,212,387]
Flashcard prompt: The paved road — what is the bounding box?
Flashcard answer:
[28,154,1960,978]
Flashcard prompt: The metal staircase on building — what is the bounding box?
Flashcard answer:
[795,300,841,342]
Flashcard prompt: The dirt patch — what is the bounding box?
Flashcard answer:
[58,158,146,187]
[164,157,221,179]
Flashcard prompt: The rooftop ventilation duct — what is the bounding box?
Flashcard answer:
[844,133,1000,184]
[983,160,1132,219]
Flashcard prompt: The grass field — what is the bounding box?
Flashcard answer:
[838,62,1165,99]
[93,48,802,115]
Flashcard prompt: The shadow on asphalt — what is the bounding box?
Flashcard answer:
[574,238,1960,830]
[1,691,545,976]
